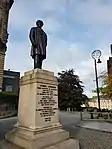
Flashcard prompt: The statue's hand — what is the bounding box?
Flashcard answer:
[32,44,36,48]
[32,55,35,59]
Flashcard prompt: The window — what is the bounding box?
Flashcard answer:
[6,85,12,91]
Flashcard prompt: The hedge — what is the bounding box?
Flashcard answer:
[0,91,19,106]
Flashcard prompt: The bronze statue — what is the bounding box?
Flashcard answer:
[29,20,47,69]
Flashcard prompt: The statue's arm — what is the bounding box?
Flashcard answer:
[9,0,14,9]
[45,33,47,47]
[29,28,35,46]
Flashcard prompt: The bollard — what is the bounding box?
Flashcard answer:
[90,113,94,119]
[80,112,83,121]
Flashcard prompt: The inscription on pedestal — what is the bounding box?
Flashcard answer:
[37,84,58,122]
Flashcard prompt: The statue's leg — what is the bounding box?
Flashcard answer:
[34,55,38,69]
[38,55,43,69]
[34,55,42,69]
[39,58,42,69]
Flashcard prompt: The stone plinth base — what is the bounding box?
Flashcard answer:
[0,139,79,149]
[5,128,79,149]
[45,139,79,149]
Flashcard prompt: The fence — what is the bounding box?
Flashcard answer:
[80,112,112,121]
[0,104,17,119]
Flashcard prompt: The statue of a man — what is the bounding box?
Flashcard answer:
[29,20,47,69]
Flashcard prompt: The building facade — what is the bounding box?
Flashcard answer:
[107,44,112,76]
[88,99,112,110]
[0,0,14,91]
[2,70,20,94]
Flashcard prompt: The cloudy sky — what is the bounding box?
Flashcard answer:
[5,0,112,97]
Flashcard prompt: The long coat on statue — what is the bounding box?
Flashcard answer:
[29,27,47,60]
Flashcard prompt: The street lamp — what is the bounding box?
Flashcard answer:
[91,50,102,111]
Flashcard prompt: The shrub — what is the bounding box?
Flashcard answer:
[0,91,19,109]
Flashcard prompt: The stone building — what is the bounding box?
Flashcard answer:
[0,0,14,91]
[107,57,112,75]
[107,44,112,75]
[88,98,112,110]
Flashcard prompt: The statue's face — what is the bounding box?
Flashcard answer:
[36,20,43,28]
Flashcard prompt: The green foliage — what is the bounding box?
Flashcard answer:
[58,69,88,111]
[0,91,19,108]
[93,72,112,99]
[102,75,112,98]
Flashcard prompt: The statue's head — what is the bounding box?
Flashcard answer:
[36,20,44,28]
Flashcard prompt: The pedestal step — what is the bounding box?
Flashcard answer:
[0,138,79,149]
[6,129,73,149]
[45,139,79,149]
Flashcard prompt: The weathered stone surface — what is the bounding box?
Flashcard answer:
[6,129,70,149]
[0,139,79,149]
[45,139,79,149]
[16,69,61,130]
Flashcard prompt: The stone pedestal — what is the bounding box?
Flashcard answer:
[6,69,79,149]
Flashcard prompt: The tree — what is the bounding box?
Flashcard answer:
[58,69,88,111]
[100,74,112,98]
[92,72,112,99]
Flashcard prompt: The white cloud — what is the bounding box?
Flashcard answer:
[5,41,32,75]
[44,17,62,33]
[39,0,66,12]
[8,0,63,33]
[73,0,112,24]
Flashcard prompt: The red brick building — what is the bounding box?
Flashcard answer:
[107,57,112,75]
[0,0,14,91]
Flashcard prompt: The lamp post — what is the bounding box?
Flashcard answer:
[91,50,102,111]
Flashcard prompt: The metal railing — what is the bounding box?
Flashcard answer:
[80,112,112,121]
